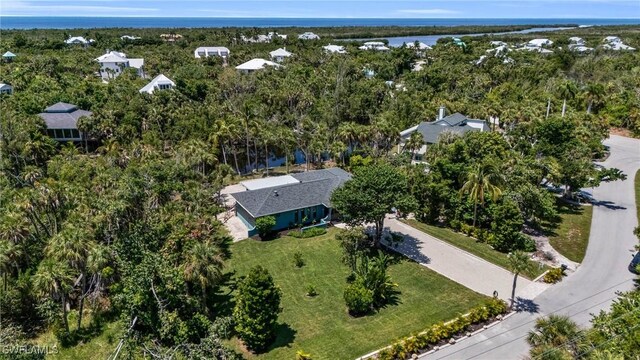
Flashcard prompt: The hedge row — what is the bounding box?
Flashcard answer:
[375,298,508,360]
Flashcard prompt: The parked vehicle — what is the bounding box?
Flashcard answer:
[629,252,640,274]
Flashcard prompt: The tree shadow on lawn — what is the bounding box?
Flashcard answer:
[262,323,297,352]
[209,271,238,317]
[537,199,585,238]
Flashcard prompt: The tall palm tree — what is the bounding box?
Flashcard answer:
[527,314,584,359]
[405,132,425,160]
[507,251,532,310]
[0,240,22,291]
[558,81,578,118]
[583,83,605,115]
[459,163,503,227]
[33,258,74,333]
[184,241,225,307]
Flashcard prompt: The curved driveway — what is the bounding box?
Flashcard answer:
[425,135,640,360]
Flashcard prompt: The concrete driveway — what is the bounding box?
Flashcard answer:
[424,135,640,359]
[218,183,250,241]
[385,218,547,303]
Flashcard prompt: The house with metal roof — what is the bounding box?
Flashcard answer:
[65,36,94,46]
[194,46,230,59]
[298,32,320,40]
[95,50,144,80]
[359,41,390,51]
[39,102,92,142]
[2,51,16,62]
[235,58,280,74]
[269,48,293,62]
[139,74,175,95]
[601,36,635,51]
[323,44,347,54]
[399,107,489,161]
[0,83,13,95]
[231,168,352,236]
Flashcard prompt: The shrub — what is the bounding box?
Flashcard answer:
[296,350,312,360]
[522,237,537,252]
[210,316,235,340]
[449,219,462,232]
[306,285,318,297]
[233,266,282,352]
[289,227,327,238]
[543,267,565,284]
[255,216,276,239]
[485,298,508,316]
[293,252,305,268]
[343,279,374,316]
[460,223,473,236]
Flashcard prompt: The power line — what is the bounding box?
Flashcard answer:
[428,278,634,359]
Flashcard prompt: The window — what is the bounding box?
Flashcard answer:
[71,129,80,138]
[312,207,317,219]
[54,129,64,138]
[63,129,73,138]
[47,129,55,137]
[294,210,298,223]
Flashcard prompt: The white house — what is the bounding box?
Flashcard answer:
[268,32,287,40]
[405,41,432,50]
[235,58,280,74]
[269,48,293,62]
[568,37,585,46]
[65,36,94,46]
[359,41,389,51]
[121,35,140,41]
[0,83,13,95]
[486,44,509,56]
[489,40,507,47]
[194,46,230,59]
[95,50,144,80]
[298,32,320,40]
[139,74,175,95]
[323,44,346,54]
[399,107,489,161]
[601,36,635,51]
[2,51,16,62]
[526,39,553,48]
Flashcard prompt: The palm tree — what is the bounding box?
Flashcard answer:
[507,251,532,310]
[583,83,605,115]
[527,314,584,359]
[0,240,22,291]
[459,163,503,227]
[405,132,425,160]
[33,258,74,333]
[558,81,578,118]
[183,241,225,306]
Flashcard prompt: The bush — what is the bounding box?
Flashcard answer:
[306,285,318,297]
[255,216,276,239]
[543,267,565,284]
[460,223,473,236]
[210,316,235,340]
[293,252,305,268]
[449,219,462,232]
[233,266,282,352]
[296,350,312,360]
[343,279,374,316]
[484,298,508,316]
[289,226,327,238]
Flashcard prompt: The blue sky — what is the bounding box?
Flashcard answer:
[2,0,640,18]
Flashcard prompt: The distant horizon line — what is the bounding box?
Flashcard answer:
[2,15,639,20]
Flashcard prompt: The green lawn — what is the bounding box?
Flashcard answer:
[224,228,488,359]
[403,219,547,280]
[545,199,593,263]
[33,315,123,360]
[635,170,640,224]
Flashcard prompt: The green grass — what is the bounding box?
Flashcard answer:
[635,170,640,225]
[224,228,488,359]
[33,315,123,360]
[545,199,593,263]
[403,219,547,280]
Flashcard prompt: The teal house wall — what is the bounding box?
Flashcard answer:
[237,204,329,237]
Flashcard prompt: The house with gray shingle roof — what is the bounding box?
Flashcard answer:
[231,168,351,236]
[399,107,489,161]
[39,102,92,142]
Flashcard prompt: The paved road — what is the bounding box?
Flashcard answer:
[425,135,640,360]
[385,219,547,302]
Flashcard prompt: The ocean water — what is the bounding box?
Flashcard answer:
[1,17,640,30]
